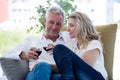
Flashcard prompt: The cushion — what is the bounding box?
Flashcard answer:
[0,58,29,80]
[96,24,117,79]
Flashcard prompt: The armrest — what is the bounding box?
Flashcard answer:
[0,57,29,80]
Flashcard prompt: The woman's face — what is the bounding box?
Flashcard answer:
[67,18,77,38]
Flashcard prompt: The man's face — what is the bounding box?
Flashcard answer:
[44,12,63,37]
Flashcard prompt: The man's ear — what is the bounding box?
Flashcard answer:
[44,18,46,25]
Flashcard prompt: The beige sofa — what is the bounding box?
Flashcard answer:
[0,24,117,80]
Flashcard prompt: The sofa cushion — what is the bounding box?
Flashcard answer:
[0,58,29,80]
[96,24,117,79]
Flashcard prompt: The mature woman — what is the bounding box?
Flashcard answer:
[53,12,108,80]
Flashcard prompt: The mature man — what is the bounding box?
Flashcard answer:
[3,6,71,80]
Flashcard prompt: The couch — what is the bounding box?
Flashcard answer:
[0,24,117,80]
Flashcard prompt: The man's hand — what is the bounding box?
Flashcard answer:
[51,64,59,73]
[19,47,40,60]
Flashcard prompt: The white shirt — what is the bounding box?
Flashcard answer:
[68,40,108,80]
[3,31,72,70]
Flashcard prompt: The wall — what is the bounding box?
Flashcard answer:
[0,0,8,23]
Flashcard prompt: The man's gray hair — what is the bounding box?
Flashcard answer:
[45,5,65,20]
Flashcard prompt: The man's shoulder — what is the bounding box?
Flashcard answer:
[24,36,41,42]
[26,36,39,39]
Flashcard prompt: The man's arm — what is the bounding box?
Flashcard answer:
[19,51,29,60]
[2,36,37,59]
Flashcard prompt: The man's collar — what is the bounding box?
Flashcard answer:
[39,32,65,41]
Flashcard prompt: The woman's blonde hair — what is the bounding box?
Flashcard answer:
[69,12,100,49]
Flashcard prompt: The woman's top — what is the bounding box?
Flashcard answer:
[68,39,108,80]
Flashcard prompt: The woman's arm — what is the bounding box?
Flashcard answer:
[81,48,100,66]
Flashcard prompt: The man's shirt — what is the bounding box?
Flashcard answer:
[3,31,72,70]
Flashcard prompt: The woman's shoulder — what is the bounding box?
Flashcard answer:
[87,40,102,51]
[89,40,101,45]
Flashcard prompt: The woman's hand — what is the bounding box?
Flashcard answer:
[46,44,54,50]
[44,44,54,55]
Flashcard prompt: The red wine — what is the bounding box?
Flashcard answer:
[35,50,42,56]
[43,47,53,51]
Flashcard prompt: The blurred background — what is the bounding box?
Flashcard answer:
[0,0,120,80]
